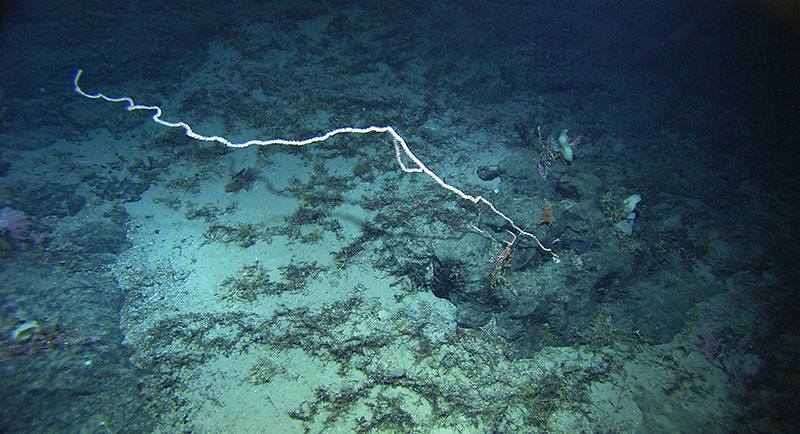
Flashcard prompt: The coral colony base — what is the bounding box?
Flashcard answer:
[72,69,558,261]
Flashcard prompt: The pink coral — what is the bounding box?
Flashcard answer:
[0,207,31,242]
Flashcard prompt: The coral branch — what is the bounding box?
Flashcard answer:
[73,69,558,261]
